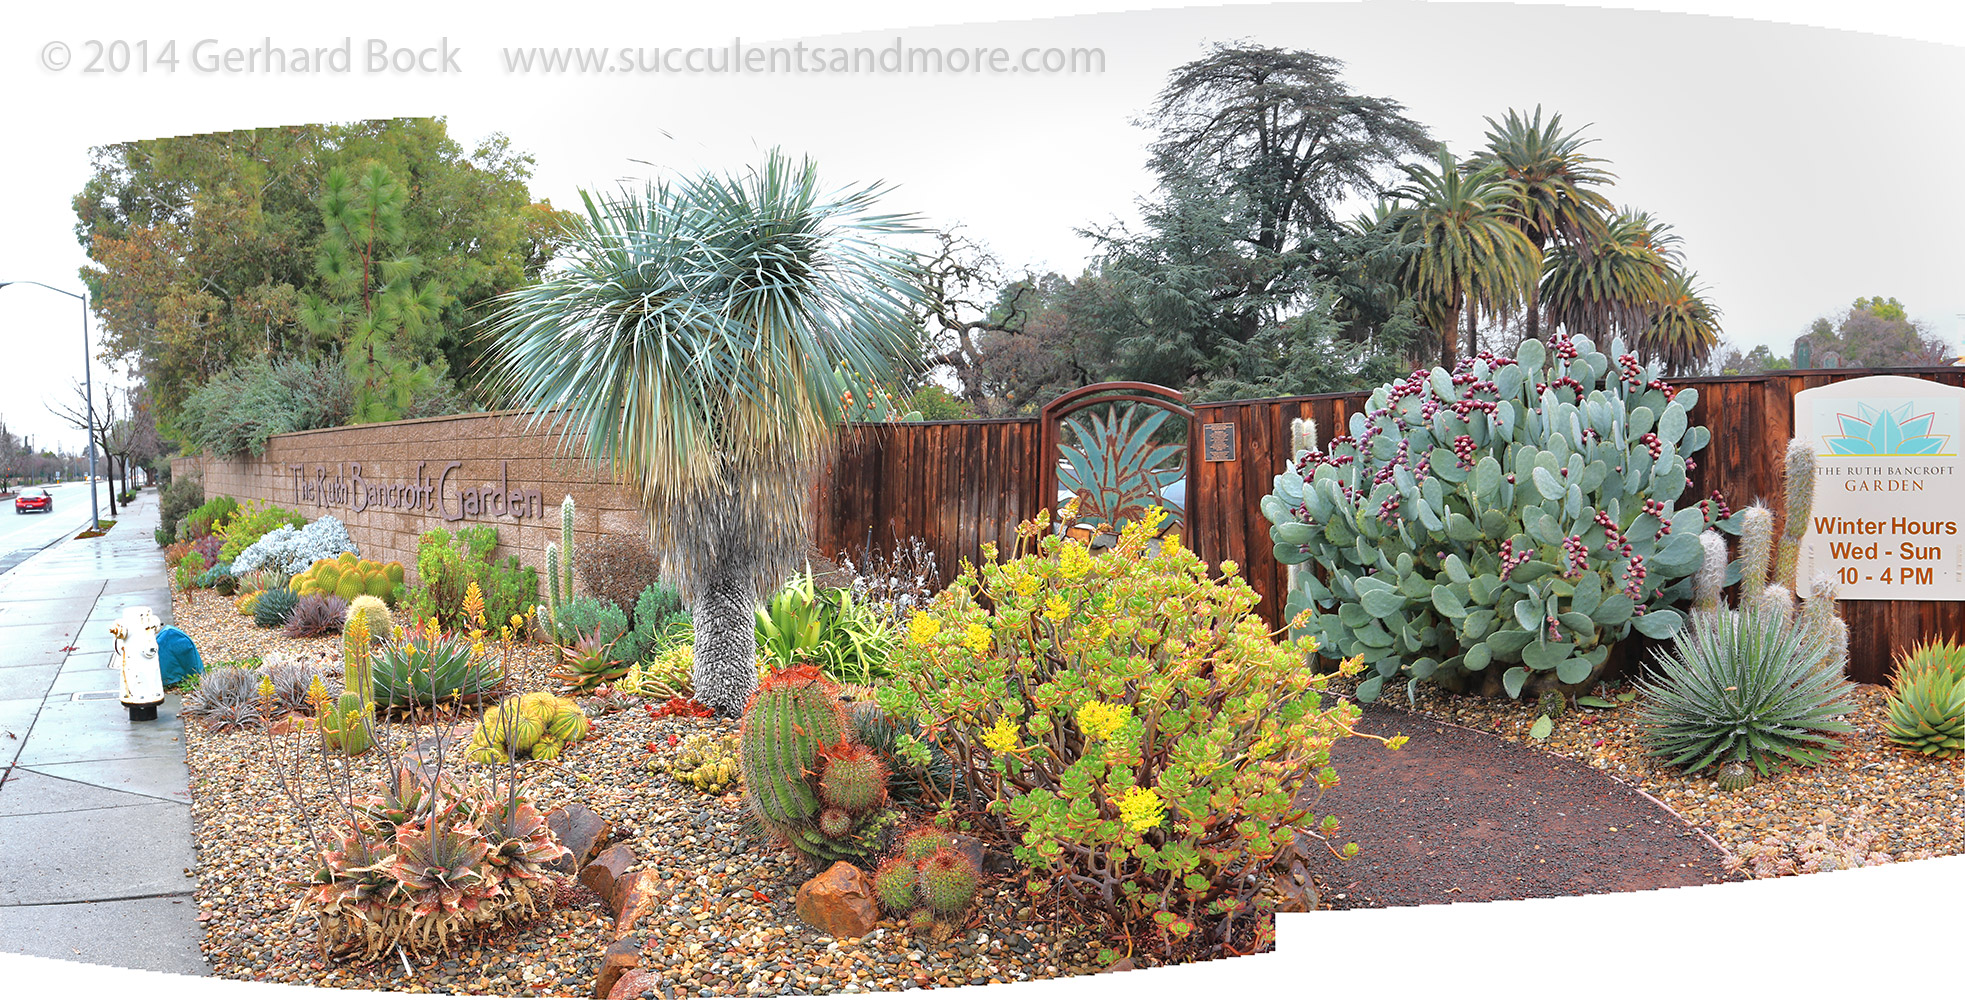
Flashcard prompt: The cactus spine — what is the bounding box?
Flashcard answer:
[1691,530,1728,619]
[1738,505,1773,597]
[739,664,890,863]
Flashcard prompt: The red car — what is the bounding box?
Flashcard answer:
[14,488,52,514]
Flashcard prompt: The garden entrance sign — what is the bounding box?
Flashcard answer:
[1793,374,1965,601]
[1039,382,1195,539]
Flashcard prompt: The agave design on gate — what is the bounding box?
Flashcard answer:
[1056,402,1185,531]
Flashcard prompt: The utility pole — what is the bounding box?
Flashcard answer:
[0,280,100,526]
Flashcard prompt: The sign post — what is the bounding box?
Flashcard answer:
[1792,375,1965,600]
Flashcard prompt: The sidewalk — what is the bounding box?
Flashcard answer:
[0,489,206,976]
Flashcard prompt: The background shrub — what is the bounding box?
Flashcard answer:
[572,533,665,615]
[884,510,1395,961]
[182,496,240,540]
[405,525,537,630]
[174,355,357,457]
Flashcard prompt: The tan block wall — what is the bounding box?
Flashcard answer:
[170,410,646,590]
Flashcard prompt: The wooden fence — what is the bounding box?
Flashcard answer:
[812,366,1965,685]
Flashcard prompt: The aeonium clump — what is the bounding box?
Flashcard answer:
[881,506,1402,962]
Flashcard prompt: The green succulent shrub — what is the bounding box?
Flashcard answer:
[1263,335,1740,703]
[883,509,1395,961]
[756,571,898,686]
[405,526,539,630]
[625,582,691,662]
[546,595,629,648]
[1634,604,1855,776]
[215,501,308,563]
[1881,639,1965,757]
[293,768,568,960]
[181,495,239,540]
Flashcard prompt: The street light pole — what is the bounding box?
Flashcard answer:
[0,280,101,528]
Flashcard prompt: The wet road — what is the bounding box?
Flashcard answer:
[0,480,118,577]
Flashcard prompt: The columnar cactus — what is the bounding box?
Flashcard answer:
[738,664,890,863]
[1683,440,1847,678]
[545,494,576,633]
[1774,440,1814,592]
[1263,334,1739,702]
[323,601,384,755]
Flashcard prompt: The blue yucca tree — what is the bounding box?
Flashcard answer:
[481,151,925,716]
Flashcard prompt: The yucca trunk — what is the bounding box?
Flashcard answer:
[660,453,819,718]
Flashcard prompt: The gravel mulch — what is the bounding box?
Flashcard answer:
[174,593,1114,996]
[1314,671,1963,889]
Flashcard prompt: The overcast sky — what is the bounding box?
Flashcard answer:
[3,1,1960,456]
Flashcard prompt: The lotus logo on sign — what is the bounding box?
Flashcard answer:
[1794,376,1965,601]
[1818,400,1957,457]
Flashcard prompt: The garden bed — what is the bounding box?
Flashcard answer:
[175,593,1115,996]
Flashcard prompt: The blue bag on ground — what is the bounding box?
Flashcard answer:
[157,627,204,686]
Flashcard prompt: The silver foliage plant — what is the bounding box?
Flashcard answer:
[232,516,360,576]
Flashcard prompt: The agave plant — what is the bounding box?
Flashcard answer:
[368,624,504,708]
[1881,638,1965,757]
[254,587,301,629]
[552,632,626,693]
[1635,605,1856,776]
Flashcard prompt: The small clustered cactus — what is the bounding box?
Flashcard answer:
[663,732,741,794]
[870,825,982,934]
[738,663,895,864]
[465,692,591,763]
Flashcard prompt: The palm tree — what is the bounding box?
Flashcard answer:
[481,152,924,716]
[1386,149,1541,369]
[1643,269,1722,375]
[1473,107,1616,343]
[1541,208,1677,346]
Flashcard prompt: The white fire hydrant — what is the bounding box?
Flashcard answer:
[109,607,165,722]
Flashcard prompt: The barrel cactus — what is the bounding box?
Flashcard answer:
[465,692,590,763]
[1263,334,1739,702]
[738,664,893,863]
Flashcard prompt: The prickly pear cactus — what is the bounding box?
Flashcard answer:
[1263,334,1741,702]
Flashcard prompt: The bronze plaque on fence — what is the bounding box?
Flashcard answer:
[1202,422,1237,462]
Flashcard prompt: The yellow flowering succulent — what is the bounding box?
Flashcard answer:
[962,623,993,654]
[1043,594,1071,622]
[1118,786,1166,832]
[907,611,942,644]
[980,716,1021,755]
[1057,540,1093,580]
[1075,700,1132,742]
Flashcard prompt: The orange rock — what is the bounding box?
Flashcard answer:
[794,862,880,939]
